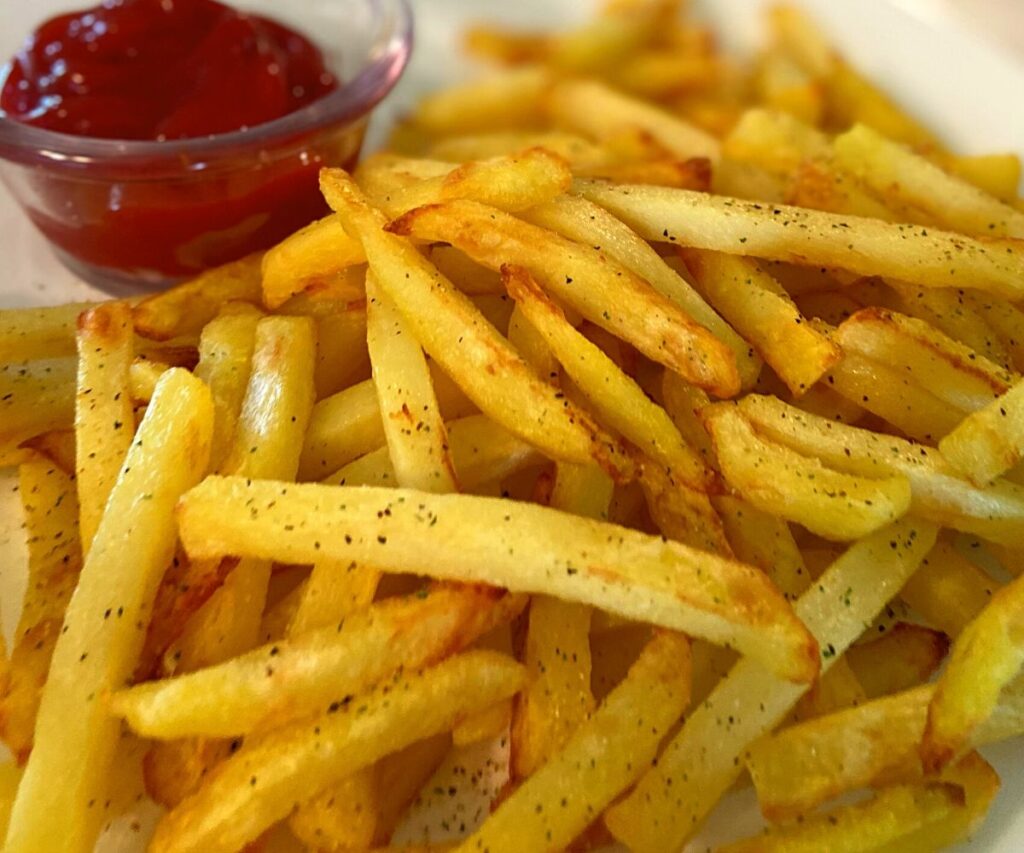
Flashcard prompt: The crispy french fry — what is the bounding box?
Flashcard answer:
[113,586,523,738]
[428,132,606,167]
[0,302,98,363]
[943,152,1022,202]
[502,265,708,489]
[723,108,830,176]
[715,494,808,600]
[461,632,691,853]
[846,623,949,699]
[922,570,1024,772]
[178,476,818,682]
[736,393,1024,545]
[0,358,76,455]
[546,78,720,161]
[835,308,1015,414]
[939,379,1024,486]
[389,199,741,397]
[520,192,759,390]
[755,50,823,126]
[834,124,1024,239]
[4,369,212,853]
[320,170,635,479]
[720,780,964,852]
[413,67,552,135]
[603,518,938,852]
[704,404,911,540]
[366,272,458,493]
[899,539,997,637]
[684,250,840,395]
[74,302,135,553]
[192,311,260,473]
[577,182,1024,300]
[0,461,82,762]
[132,253,263,341]
[148,651,526,853]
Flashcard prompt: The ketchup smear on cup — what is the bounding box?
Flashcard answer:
[0,0,361,284]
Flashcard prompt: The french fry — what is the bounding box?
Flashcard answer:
[899,539,997,637]
[754,50,823,126]
[723,108,830,176]
[603,517,938,852]
[790,656,867,721]
[178,476,819,682]
[939,379,1024,486]
[720,780,965,852]
[833,123,1024,239]
[943,152,1022,203]
[461,632,691,853]
[320,170,635,479]
[412,67,552,135]
[715,494,809,600]
[4,369,212,853]
[0,358,76,455]
[576,182,1024,300]
[546,78,720,161]
[835,308,1015,414]
[520,192,760,390]
[0,460,82,762]
[128,357,171,403]
[112,586,523,738]
[20,429,76,474]
[74,302,135,553]
[132,253,263,341]
[0,301,98,363]
[502,265,708,489]
[684,250,840,395]
[148,651,526,853]
[192,311,260,473]
[736,392,1024,545]
[704,404,911,540]
[746,684,1016,823]
[366,272,458,493]
[389,199,742,397]
[427,132,607,168]
[922,570,1024,772]
[846,623,949,699]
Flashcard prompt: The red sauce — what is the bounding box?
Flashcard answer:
[1,0,339,140]
[0,0,360,282]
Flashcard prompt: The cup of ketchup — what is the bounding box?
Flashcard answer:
[0,0,412,292]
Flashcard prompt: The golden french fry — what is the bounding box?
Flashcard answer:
[74,302,135,553]
[900,539,998,637]
[178,476,819,682]
[604,518,938,852]
[834,124,1024,239]
[0,358,76,455]
[461,632,691,853]
[5,369,212,853]
[520,192,759,390]
[943,152,1022,202]
[939,379,1024,486]
[720,780,964,852]
[112,586,523,738]
[922,570,1024,772]
[835,308,1015,415]
[755,50,824,126]
[684,250,840,395]
[413,67,552,135]
[546,78,720,161]
[319,169,635,479]
[577,182,1024,300]
[366,272,458,493]
[736,392,1024,545]
[0,762,22,842]
[148,651,526,853]
[389,199,742,397]
[193,311,260,473]
[132,253,263,341]
[502,265,708,489]
[846,623,949,699]
[0,461,82,762]
[0,301,98,363]
[704,404,911,540]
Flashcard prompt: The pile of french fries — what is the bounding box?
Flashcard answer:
[2,1,1024,851]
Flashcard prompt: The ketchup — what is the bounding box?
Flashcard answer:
[1,0,339,140]
[0,0,365,283]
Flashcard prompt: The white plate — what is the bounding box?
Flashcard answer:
[1,1,1023,850]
